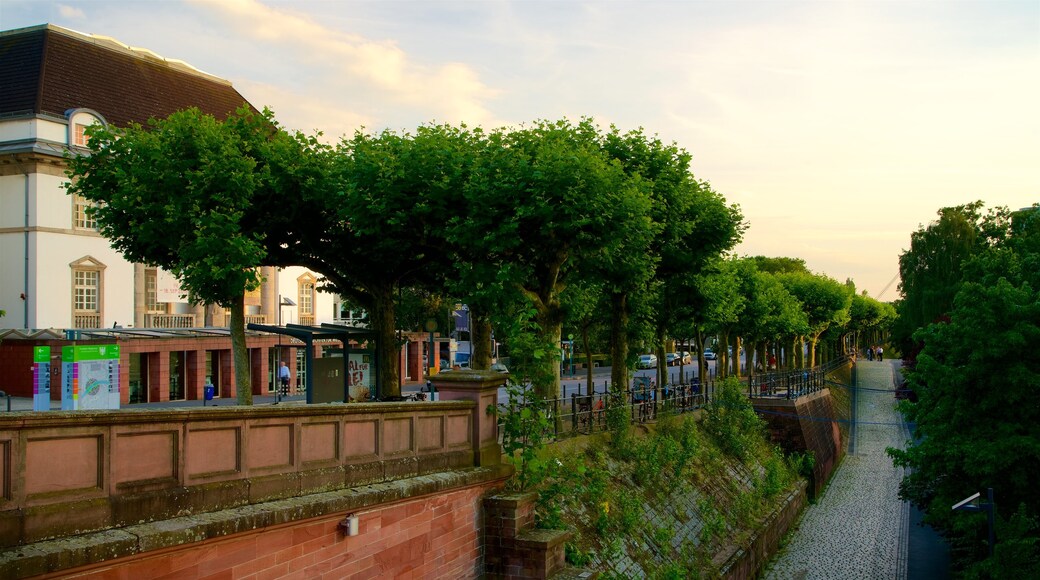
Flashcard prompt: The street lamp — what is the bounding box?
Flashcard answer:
[952,488,996,556]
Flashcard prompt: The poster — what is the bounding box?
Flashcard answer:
[33,346,51,411]
[62,344,121,410]
[156,268,187,303]
[348,353,373,401]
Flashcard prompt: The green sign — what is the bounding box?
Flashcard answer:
[34,346,50,363]
[62,344,120,362]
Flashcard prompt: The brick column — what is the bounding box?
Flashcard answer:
[484,492,575,579]
[186,349,204,400]
[250,347,265,395]
[430,370,506,466]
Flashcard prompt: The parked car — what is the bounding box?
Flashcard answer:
[702,349,717,360]
[666,352,693,366]
[490,362,509,373]
[636,354,658,369]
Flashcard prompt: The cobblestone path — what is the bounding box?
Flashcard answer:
[763,360,909,579]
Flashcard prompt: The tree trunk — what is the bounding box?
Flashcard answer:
[582,326,594,396]
[656,324,667,389]
[230,293,252,405]
[471,311,493,370]
[533,301,563,400]
[695,331,707,385]
[718,331,730,378]
[609,292,629,394]
[731,335,742,378]
[369,283,400,397]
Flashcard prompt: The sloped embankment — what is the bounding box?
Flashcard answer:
[525,381,812,578]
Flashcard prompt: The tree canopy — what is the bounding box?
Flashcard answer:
[890,203,1040,575]
[66,107,304,405]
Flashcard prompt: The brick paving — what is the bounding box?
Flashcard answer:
[764,360,909,579]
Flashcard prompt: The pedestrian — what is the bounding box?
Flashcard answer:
[867,346,874,361]
[278,361,290,393]
[876,346,884,362]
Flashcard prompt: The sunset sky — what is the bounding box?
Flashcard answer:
[5,0,1037,298]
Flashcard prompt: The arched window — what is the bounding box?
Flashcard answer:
[297,272,317,325]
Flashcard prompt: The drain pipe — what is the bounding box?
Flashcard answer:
[23,173,30,329]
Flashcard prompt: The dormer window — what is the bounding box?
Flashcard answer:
[65,108,106,149]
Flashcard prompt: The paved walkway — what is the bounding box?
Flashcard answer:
[763,359,909,579]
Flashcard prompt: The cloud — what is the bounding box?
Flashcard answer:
[187,0,504,130]
[57,4,85,19]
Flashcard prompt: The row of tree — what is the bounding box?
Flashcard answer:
[888,202,1040,575]
[67,107,891,403]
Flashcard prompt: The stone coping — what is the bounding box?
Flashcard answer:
[0,400,474,428]
[0,464,513,579]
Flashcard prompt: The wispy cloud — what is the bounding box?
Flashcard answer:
[57,4,85,19]
[188,0,503,136]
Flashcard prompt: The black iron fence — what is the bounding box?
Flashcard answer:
[497,356,850,445]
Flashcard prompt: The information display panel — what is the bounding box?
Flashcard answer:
[61,344,120,410]
[33,346,51,411]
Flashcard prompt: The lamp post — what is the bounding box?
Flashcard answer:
[952,488,996,556]
[277,296,296,402]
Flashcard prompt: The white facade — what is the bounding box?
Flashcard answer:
[0,113,337,331]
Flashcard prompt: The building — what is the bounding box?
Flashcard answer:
[0,24,434,403]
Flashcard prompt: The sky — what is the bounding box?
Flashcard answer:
[4,0,1038,299]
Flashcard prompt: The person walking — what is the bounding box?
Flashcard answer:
[876,346,884,362]
[278,361,291,393]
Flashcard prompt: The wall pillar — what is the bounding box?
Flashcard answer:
[219,349,233,398]
[250,347,265,395]
[430,370,506,466]
[186,349,204,400]
[133,264,146,328]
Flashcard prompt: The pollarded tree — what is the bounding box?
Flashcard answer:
[848,292,896,355]
[66,107,302,405]
[456,119,642,399]
[777,272,852,368]
[733,261,805,374]
[600,127,744,389]
[288,124,479,396]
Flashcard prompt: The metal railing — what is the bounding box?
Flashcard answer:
[498,355,851,444]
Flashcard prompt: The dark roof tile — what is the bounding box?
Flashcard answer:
[1,24,255,126]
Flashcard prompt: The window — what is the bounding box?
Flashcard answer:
[145,268,162,313]
[74,194,97,230]
[74,270,99,312]
[74,123,89,147]
[298,272,316,324]
[71,256,105,328]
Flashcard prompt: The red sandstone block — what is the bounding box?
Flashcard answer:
[274,544,305,564]
[286,550,317,573]
[254,562,289,580]
[151,565,203,580]
[122,555,174,579]
[254,530,295,557]
[198,570,234,580]
[291,520,327,545]
[231,557,261,579]
[303,552,351,578]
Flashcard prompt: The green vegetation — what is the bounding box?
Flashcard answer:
[66,107,314,405]
[507,379,804,577]
[888,203,1040,576]
[67,107,890,403]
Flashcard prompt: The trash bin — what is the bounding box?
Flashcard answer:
[204,384,215,401]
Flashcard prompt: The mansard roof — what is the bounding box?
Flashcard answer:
[0,24,255,126]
